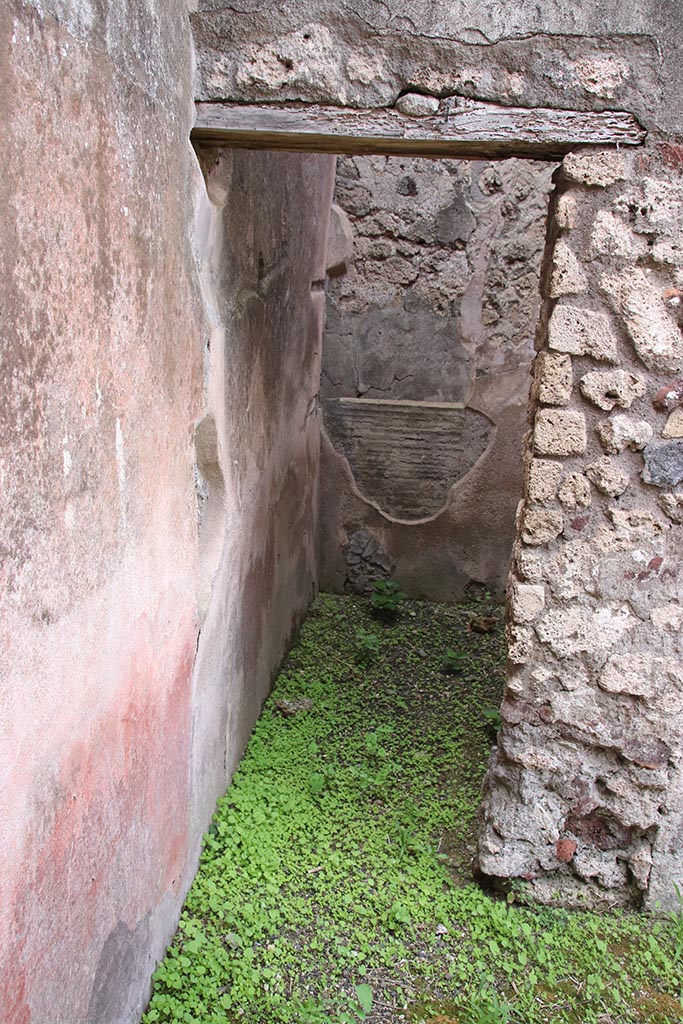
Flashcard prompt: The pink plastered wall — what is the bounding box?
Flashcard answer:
[1,1,204,1020]
[0,3,336,1020]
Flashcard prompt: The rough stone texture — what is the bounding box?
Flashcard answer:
[480,142,683,913]
[597,414,653,453]
[579,369,646,411]
[319,154,554,599]
[602,268,683,373]
[521,507,564,546]
[323,155,553,394]
[510,583,546,623]
[662,408,683,439]
[394,92,440,116]
[344,529,394,592]
[549,240,587,297]
[534,409,587,457]
[562,148,627,187]
[534,352,573,406]
[556,193,578,232]
[527,460,562,504]
[642,441,683,489]
[585,456,630,497]
[590,210,647,259]
[548,305,618,362]
[659,492,683,524]
[557,472,592,509]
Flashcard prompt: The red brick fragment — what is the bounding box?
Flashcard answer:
[556,839,577,863]
[658,142,683,173]
[653,378,683,411]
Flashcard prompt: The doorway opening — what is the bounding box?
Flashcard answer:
[189,96,661,934]
[319,152,556,601]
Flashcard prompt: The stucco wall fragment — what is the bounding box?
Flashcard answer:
[190,146,335,837]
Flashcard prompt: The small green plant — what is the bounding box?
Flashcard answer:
[668,881,683,964]
[371,579,407,617]
[442,647,467,675]
[308,770,326,795]
[483,706,503,735]
[385,900,411,930]
[355,984,373,1016]
[467,986,515,1024]
[354,628,381,664]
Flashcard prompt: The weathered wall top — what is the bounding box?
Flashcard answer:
[192,0,681,138]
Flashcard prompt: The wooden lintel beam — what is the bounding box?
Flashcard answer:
[192,100,645,160]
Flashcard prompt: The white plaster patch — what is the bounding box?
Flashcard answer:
[651,604,683,631]
[573,56,630,98]
[63,438,72,478]
[534,604,635,659]
[115,417,127,528]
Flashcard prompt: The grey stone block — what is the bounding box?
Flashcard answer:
[643,441,683,488]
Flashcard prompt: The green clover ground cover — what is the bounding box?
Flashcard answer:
[143,594,683,1024]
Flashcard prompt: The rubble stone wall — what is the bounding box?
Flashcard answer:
[478,143,683,911]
